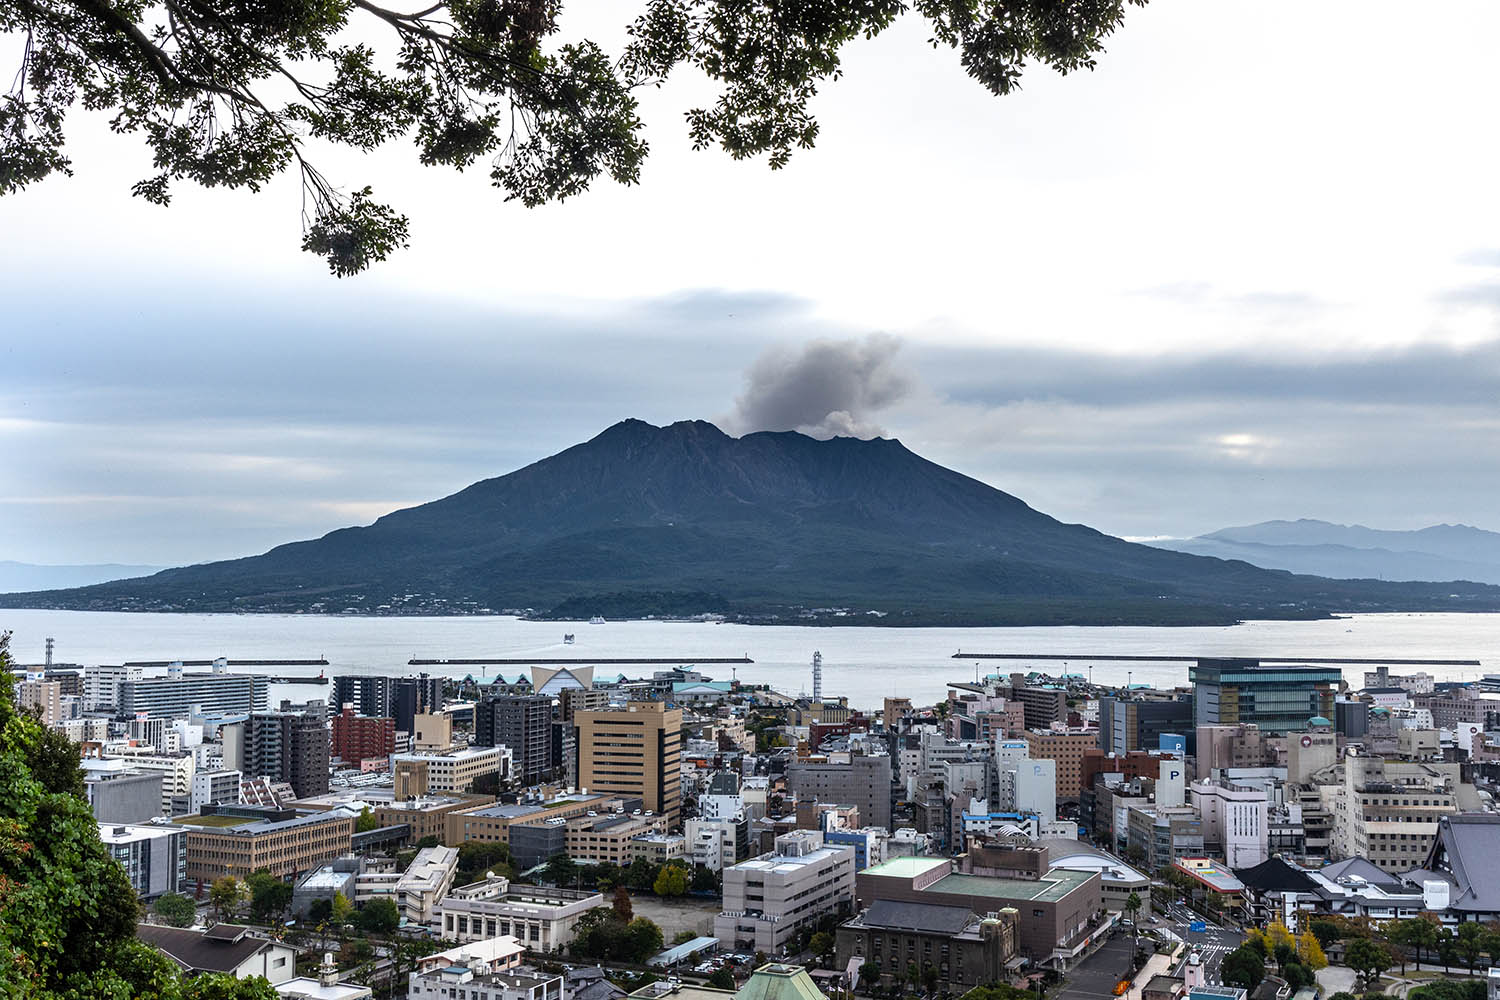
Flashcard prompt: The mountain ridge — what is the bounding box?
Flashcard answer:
[4,421,1498,624]
[1151,519,1500,585]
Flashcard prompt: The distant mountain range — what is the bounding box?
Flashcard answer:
[0,561,164,594]
[1149,520,1500,585]
[3,421,1498,624]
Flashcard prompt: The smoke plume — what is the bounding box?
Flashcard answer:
[723,333,914,439]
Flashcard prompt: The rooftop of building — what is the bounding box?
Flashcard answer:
[174,808,352,835]
[1174,859,1244,893]
[860,856,950,880]
[97,822,182,843]
[273,975,372,1000]
[734,844,852,873]
[928,868,1094,903]
[137,923,282,974]
[298,866,360,891]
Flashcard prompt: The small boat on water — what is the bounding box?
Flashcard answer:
[563,633,576,644]
[589,616,606,625]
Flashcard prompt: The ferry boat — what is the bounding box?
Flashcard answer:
[589,616,606,625]
[563,633,576,644]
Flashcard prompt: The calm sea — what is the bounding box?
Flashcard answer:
[2,609,1496,711]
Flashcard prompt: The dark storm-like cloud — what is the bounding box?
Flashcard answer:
[719,333,914,439]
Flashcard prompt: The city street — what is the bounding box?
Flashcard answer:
[1163,909,1244,987]
[1060,938,1134,1000]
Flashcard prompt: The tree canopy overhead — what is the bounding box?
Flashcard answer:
[2,0,1145,274]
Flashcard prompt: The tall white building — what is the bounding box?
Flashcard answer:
[994,739,1057,823]
[1190,779,1268,869]
[714,830,856,953]
[190,769,242,812]
[85,663,142,713]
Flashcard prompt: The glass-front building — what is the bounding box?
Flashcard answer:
[1188,658,1340,734]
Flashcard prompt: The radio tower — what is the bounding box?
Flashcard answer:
[812,651,823,702]
[45,637,54,669]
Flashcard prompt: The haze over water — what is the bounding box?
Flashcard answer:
[4,610,1497,710]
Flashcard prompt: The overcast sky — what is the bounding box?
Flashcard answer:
[3,1,1499,566]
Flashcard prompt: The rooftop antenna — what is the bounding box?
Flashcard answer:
[812,651,822,703]
[45,637,53,670]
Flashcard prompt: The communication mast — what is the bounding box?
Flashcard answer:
[812,650,823,702]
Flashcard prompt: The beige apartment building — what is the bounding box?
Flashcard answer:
[576,701,682,826]
[714,830,857,954]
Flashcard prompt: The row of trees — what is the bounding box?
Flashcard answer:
[1220,920,1328,992]
[542,854,719,896]
[1307,913,1500,979]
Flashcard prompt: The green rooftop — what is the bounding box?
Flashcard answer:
[735,965,825,1000]
[860,856,950,878]
[172,814,254,828]
[928,868,1094,903]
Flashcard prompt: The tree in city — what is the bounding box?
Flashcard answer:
[1124,891,1142,955]
[653,864,688,897]
[358,897,401,934]
[1309,920,1343,948]
[709,968,736,990]
[354,806,379,834]
[612,885,634,921]
[626,856,659,892]
[0,0,1146,275]
[544,852,579,888]
[330,891,354,929]
[691,865,720,895]
[246,870,293,925]
[625,916,664,964]
[1222,946,1266,991]
[1455,921,1487,973]
[209,875,243,923]
[1385,920,1421,974]
[810,931,835,965]
[1296,930,1328,971]
[456,840,515,883]
[1409,916,1440,968]
[153,892,198,928]
[1343,936,1393,990]
[1281,963,1313,991]
[858,962,881,993]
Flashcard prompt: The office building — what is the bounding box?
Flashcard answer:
[1188,659,1340,735]
[715,830,857,954]
[331,674,442,732]
[99,822,187,899]
[84,663,142,712]
[576,701,682,826]
[786,754,892,831]
[836,901,1018,991]
[565,812,668,865]
[1023,727,1098,799]
[437,875,603,952]
[1332,750,1482,871]
[1098,697,1194,756]
[1126,805,1204,872]
[245,711,330,798]
[407,955,561,1000]
[855,844,1104,969]
[191,769,243,812]
[180,804,355,881]
[396,845,460,928]
[16,676,64,726]
[391,745,509,794]
[413,712,453,751]
[476,695,555,783]
[119,662,269,718]
[331,706,395,763]
[85,761,166,823]
[1190,779,1268,869]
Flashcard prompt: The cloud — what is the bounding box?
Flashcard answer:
[720,334,915,439]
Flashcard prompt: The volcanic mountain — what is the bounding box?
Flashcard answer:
[7,419,1498,624]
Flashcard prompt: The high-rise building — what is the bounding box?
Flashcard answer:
[246,712,330,798]
[190,769,243,812]
[1332,750,1482,872]
[84,663,142,712]
[786,754,892,831]
[119,664,268,718]
[330,706,395,763]
[1023,726,1097,799]
[475,694,554,783]
[1097,697,1194,756]
[1188,658,1340,735]
[331,674,442,732]
[98,823,186,899]
[16,677,63,726]
[576,701,682,826]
